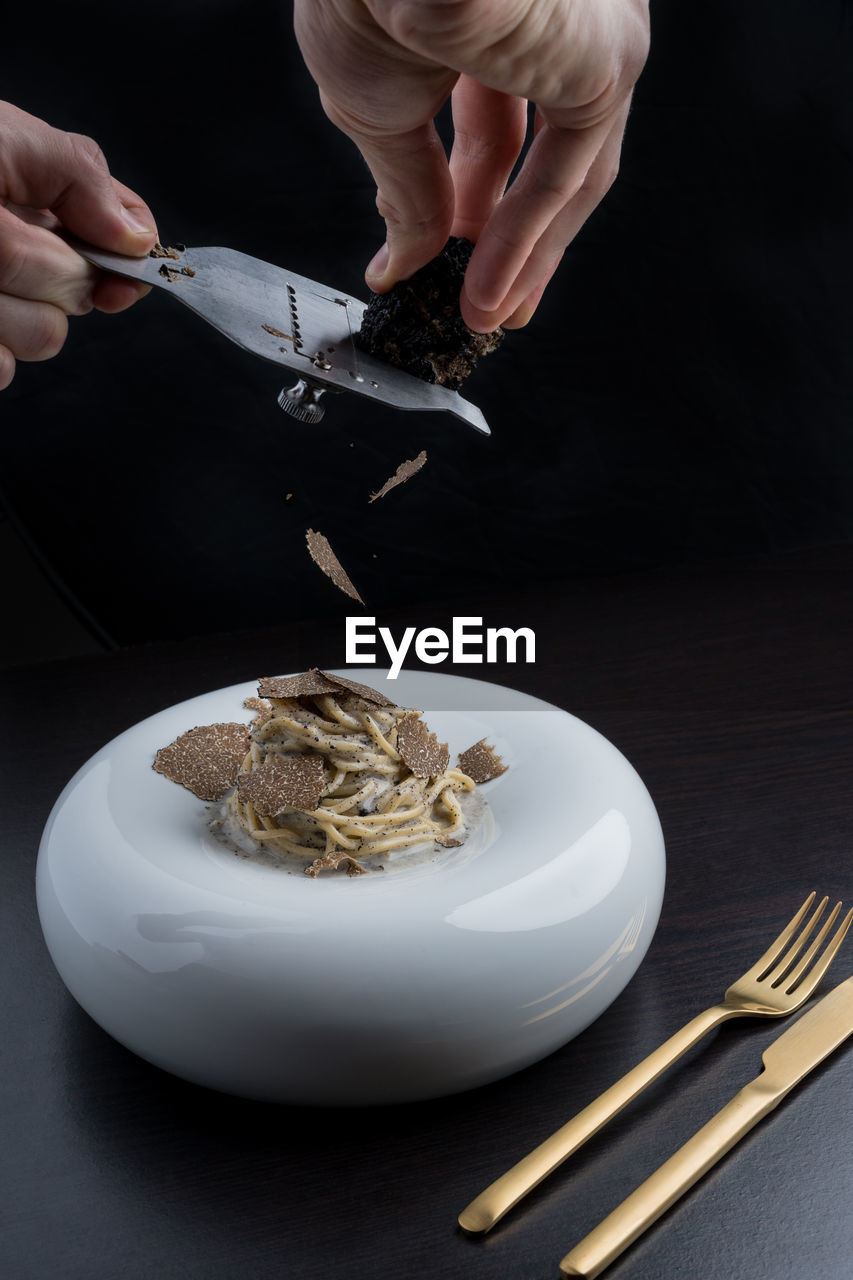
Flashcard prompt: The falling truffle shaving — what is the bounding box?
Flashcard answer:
[458,738,508,783]
[236,754,325,814]
[153,722,250,801]
[396,712,450,778]
[369,450,428,503]
[306,529,364,605]
[354,237,503,390]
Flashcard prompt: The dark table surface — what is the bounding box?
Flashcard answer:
[2,544,852,1280]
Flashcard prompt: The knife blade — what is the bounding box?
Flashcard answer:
[560,973,853,1278]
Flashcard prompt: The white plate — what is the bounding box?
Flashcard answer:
[36,669,665,1105]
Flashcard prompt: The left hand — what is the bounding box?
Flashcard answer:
[0,102,157,390]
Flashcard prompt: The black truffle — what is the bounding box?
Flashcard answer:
[354,237,503,390]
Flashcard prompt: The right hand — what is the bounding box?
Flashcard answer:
[294,0,649,331]
[0,101,158,390]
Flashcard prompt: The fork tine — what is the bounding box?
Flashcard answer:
[780,905,853,996]
[750,891,817,980]
[774,901,841,990]
[761,895,829,984]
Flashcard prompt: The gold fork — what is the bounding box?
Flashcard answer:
[458,892,852,1236]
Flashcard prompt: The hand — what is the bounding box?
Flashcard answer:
[0,102,157,390]
[294,0,649,331]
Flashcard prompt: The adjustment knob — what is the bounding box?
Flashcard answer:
[277,378,326,423]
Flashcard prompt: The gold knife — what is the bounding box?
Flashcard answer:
[559,972,853,1278]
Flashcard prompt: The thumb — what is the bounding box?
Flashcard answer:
[0,102,156,254]
[48,140,157,255]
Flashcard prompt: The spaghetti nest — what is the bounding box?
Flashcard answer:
[228,690,475,873]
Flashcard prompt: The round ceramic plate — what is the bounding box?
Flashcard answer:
[37,669,665,1105]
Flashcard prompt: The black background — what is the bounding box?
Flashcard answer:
[2,0,852,646]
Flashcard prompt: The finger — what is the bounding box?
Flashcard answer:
[448,77,528,242]
[0,343,14,390]
[463,110,617,316]
[0,291,68,362]
[0,203,98,313]
[108,176,158,247]
[350,117,456,291]
[92,276,151,314]
[0,102,156,254]
[2,183,152,314]
[5,177,149,238]
[294,3,457,291]
[462,104,631,330]
[502,257,561,329]
[90,177,155,306]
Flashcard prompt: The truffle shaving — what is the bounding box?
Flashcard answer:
[304,851,368,878]
[256,668,392,707]
[458,738,508,783]
[244,695,273,726]
[153,722,250,801]
[318,670,394,707]
[369,450,427,503]
[257,669,342,699]
[149,242,181,260]
[236,754,326,814]
[306,529,364,605]
[396,712,450,778]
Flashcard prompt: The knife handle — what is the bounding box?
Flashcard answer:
[458,1004,732,1235]
[559,1080,779,1278]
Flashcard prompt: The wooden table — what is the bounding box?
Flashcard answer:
[2,545,851,1280]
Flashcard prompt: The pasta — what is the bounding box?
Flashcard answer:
[153,668,505,878]
[227,685,476,874]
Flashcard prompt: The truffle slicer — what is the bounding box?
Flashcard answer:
[70,239,489,434]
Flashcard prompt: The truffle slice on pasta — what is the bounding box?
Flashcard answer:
[153,723,250,801]
[458,739,507,783]
[396,713,450,779]
[235,754,325,814]
[228,682,473,865]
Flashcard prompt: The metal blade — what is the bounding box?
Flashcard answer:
[70,239,490,434]
[761,972,853,1092]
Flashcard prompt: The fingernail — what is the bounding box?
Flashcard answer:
[366,241,390,285]
[504,302,536,330]
[121,205,155,235]
[460,289,500,334]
